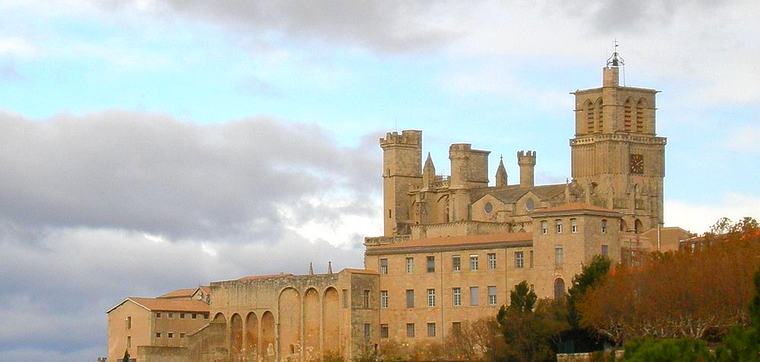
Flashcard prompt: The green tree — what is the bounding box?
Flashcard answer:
[568,255,611,329]
[623,338,713,362]
[715,266,760,361]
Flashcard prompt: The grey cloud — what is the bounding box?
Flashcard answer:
[107,0,455,53]
[0,111,380,241]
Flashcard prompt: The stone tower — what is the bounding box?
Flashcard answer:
[570,51,666,232]
[517,150,536,188]
[380,130,422,236]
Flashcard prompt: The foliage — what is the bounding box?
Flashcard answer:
[508,280,537,312]
[622,338,713,362]
[568,255,611,329]
[323,350,345,362]
[715,326,760,362]
[498,292,569,362]
[578,217,760,344]
[445,318,504,361]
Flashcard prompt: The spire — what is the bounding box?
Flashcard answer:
[308,262,314,275]
[495,154,508,188]
[422,152,436,188]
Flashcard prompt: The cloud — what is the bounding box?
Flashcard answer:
[0,37,37,58]
[725,124,760,153]
[665,192,760,234]
[0,111,380,241]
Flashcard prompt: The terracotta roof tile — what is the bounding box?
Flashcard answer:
[369,232,532,252]
[128,297,210,312]
[158,288,197,299]
[531,202,616,214]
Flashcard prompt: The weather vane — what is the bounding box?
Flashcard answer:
[607,39,624,67]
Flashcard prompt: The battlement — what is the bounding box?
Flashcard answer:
[517,150,536,165]
[379,130,422,148]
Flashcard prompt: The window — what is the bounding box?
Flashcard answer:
[156,332,161,338]
[452,322,462,333]
[406,257,414,273]
[529,250,534,268]
[168,332,174,338]
[470,255,479,271]
[515,251,524,268]
[191,313,197,319]
[379,258,388,274]
[427,323,436,337]
[453,287,462,306]
[601,244,609,257]
[470,286,479,306]
[426,256,435,273]
[488,286,497,305]
[488,253,497,270]
[380,324,389,338]
[541,220,548,234]
[127,336,131,348]
[364,323,371,339]
[555,246,564,267]
[180,313,185,319]
[126,316,131,329]
[406,323,415,337]
[380,290,389,308]
[571,218,578,233]
[204,313,209,319]
[452,255,461,271]
[406,289,415,308]
[601,219,608,233]
[168,313,174,319]
[363,290,370,308]
[556,220,563,234]
[342,289,348,308]
[427,288,436,307]
[156,312,161,319]
[180,333,185,339]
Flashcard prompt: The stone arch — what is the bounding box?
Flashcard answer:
[584,99,595,133]
[620,218,628,232]
[278,287,301,360]
[323,287,340,356]
[245,312,258,361]
[636,98,647,133]
[230,313,243,359]
[213,312,226,323]
[261,311,275,362]
[635,219,643,234]
[623,97,633,131]
[595,97,604,133]
[554,278,566,300]
[303,288,320,361]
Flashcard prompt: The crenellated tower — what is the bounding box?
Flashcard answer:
[570,48,666,232]
[517,150,536,188]
[380,130,422,236]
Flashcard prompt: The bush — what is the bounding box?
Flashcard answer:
[622,338,713,362]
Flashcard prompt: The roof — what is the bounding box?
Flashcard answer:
[531,202,620,216]
[472,183,566,204]
[158,288,197,299]
[236,273,293,282]
[107,297,209,314]
[366,232,532,255]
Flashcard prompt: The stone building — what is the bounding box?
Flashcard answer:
[107,55,691,361]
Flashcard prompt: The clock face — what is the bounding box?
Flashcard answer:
[630,154,644,174]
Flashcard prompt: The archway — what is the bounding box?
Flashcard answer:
[261,311,275,362]
[635,219,643,234]
[230,314,243,359]
[303,288,320,360]
[323,287,340,356]
[278,288,301,360]
[554,278,566,300]
[245,312,258,361]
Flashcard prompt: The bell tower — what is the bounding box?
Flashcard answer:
[380,130,422,236]
[570,46,666,232]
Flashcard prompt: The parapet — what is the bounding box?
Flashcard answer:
[517,150,536,165]
[379,130,422,148]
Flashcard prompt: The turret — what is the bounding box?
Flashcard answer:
[517,150,536,188]
[495,156,508,188]
[379,130,422,236]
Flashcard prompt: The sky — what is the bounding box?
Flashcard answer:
[0,0,758,360]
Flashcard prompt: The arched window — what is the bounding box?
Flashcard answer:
[634,219,643,234]
[595,98,604,133]
[624,98,633,132]
[620,219,628,232]
[554,278,566,300]
[585,100,595,134]
[636,98,646,133]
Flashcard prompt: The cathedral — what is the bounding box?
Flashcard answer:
[107,54,689,361]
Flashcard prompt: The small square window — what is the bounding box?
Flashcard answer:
[488,286,497,305]
[601,244,609,257]
[427,323,436,337]
[180,313,185,319]
[380,258,388,274]
[380,324,389,338]
[515,251,524,268]
[601,219,608,233]
[380,290,389,308]
[427,288,436,307]
[571,218,578,233]
[156,312,161,319]
[406,323,415,338]
[168,332,174,338]
[470,255,479,271]
[406,289,414,308]
[156,332,161,338]
[180,333,186,338]
[426,256,435,273]
[192,313,197,319]
[487,253,497,270]
[168,313,173,319]
[406,257,414,273]
[452,287,462,306]
[541,220,548,234]
[452,255,461,272]
[556,220,563,234]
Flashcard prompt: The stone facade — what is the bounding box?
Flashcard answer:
[107,59,688,361]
